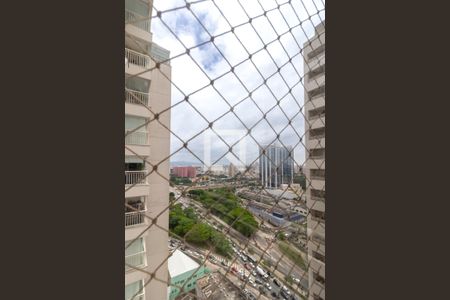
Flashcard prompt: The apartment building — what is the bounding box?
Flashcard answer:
[125,0,172,299]
[259,144,294,189]
[304,22,325,300]
[172,166,197,178]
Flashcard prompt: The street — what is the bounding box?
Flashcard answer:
[170,188,309,299]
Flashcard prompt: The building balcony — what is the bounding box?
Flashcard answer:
[126,48,151,69]
[125,250,147,272]
[125,130,148,146]
[125,170,148,185]
[125,210,147,228]
[306,72,325,92]
[125,88,149,106]
[125,280,145,300]
[305,93,325,111]
[310,169,325,181]
[307,136,325,150]
[125,9,152,42]
[310,115,325,130]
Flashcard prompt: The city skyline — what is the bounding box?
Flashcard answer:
[151,0,325,169]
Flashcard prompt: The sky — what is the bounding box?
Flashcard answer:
[150,0,325,169]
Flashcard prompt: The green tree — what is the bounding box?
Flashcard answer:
[211,232,232,257]
[185,223,212,244]
[173,217,195,237]
[183,207,197,221]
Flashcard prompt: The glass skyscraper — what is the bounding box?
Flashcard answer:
[259,144,294,188]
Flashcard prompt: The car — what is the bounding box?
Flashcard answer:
[281,286,291,295]
[280,290,289,300]
[247,293,257,300]
[252,271,257,277]
[265,282,272,290]
[245,264,251,270]
[271,291,280,299]
[273,278,281,287]
[255,278,263,285]
[258,285,267,295]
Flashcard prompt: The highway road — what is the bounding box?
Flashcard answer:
[170,190,309,297]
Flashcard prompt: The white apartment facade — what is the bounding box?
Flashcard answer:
[304,22,325,300]
[125,0,172,299]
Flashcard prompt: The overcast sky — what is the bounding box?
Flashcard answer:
[151,0,325,169]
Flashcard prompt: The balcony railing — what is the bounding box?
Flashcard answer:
[125,251,146,271]
[125,88,149,106]
[308,106,325,121]
[125,170,148,185]
[309,148,325,159]
[125,210,146,227]
[307,44,325,60]
[310,169,325,180]
[125,48,150,69]
[309,127,325,140]
[125,9,151,33]
[125,130,148,145]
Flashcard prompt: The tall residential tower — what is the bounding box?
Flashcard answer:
[304,22,326,300]
[259,144,294,189]
[125,0,171,299]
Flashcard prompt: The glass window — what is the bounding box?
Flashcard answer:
[125,280,143,300]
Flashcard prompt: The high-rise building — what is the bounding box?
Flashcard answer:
[304,22,325,300]
[228,163,238,177]
[172,166,197,178]
[259,144,294,188]
[125,0,172,299]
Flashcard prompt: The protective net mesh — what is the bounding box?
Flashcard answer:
[125,0,325,299]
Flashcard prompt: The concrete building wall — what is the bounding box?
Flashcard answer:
[304,21,326,300]
[169,266,209,300]
[125,1,171,299]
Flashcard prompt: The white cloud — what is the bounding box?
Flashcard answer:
[150,0,325,167]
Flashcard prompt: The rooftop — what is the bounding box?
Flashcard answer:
[168,249,200,278]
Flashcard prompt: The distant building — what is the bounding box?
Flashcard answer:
[259,144,294,188]
[247,202,304,227]
[168,250,209,300]
[204,164,225,175]
[228,163,238,177]
[194,166,203,175]
[172,166,197,178]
